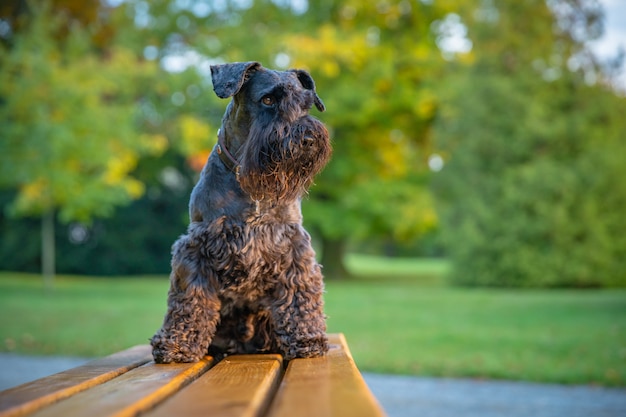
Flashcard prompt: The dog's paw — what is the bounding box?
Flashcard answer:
[152,347,201,364]
[150,333,202,364]
[284,335,329,360]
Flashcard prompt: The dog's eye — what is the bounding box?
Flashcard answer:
[261,96,275,106]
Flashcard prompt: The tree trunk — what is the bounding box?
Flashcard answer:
[319,235,350,280]
[41,208,55,290]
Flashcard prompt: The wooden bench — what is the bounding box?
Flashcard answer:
[0,333,386,417]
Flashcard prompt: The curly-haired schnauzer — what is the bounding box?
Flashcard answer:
[151,61,331,363]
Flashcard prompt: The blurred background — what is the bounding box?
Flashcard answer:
[0,0,624,388]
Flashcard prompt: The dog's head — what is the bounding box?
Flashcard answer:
[210,61,331,202]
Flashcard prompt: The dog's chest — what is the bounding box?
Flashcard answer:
[201,216,306,293]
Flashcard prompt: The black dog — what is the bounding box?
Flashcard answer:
[150,61,331,363]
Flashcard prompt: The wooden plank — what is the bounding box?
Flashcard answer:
[266,333,387,417]
[27,357,213,417]
[0,345,152,417]
[144,354,283,417]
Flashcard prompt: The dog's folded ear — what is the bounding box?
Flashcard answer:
[289,69,326,112]
[211,61,261,99]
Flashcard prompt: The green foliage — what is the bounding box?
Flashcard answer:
[143,0,451,272]
[1,270,624,386]
[0,152,196,276]
[279,1,446,245]
[2,0,624,283]
[1,1,450,276]
[0,3,167,223]
[36,0,447,275]
[0,1,220,276]
[432,0,626,287]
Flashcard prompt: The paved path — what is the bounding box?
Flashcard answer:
[363,372,626,417]
[1,353,625,417]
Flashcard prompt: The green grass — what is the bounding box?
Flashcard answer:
[0,273,169,357]
[1,257,624,386]
[346,254,451,278]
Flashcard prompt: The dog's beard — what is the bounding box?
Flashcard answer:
[238,116,331,202]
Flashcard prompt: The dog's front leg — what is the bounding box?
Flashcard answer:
[151,236,221,363]
[272,262,329,360]
[151,279,220,363]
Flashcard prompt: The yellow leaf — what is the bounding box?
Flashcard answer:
[140,133,168,155]
[177,115,214,156]
[21,178,48,201]
[103,152,137,185]
[124,178,145,199]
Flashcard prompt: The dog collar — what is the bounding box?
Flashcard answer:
[215,129,241,179]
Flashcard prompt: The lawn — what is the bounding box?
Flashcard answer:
[0,256,624,386]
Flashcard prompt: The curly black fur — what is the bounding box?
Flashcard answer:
[150,62,331,363]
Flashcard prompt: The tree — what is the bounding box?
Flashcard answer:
[432,0,626,287]
[0,0,226,278]
[0,3,166,285]
[105,0,451,277]
[193,0,450,277]
[0,0,453,279]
